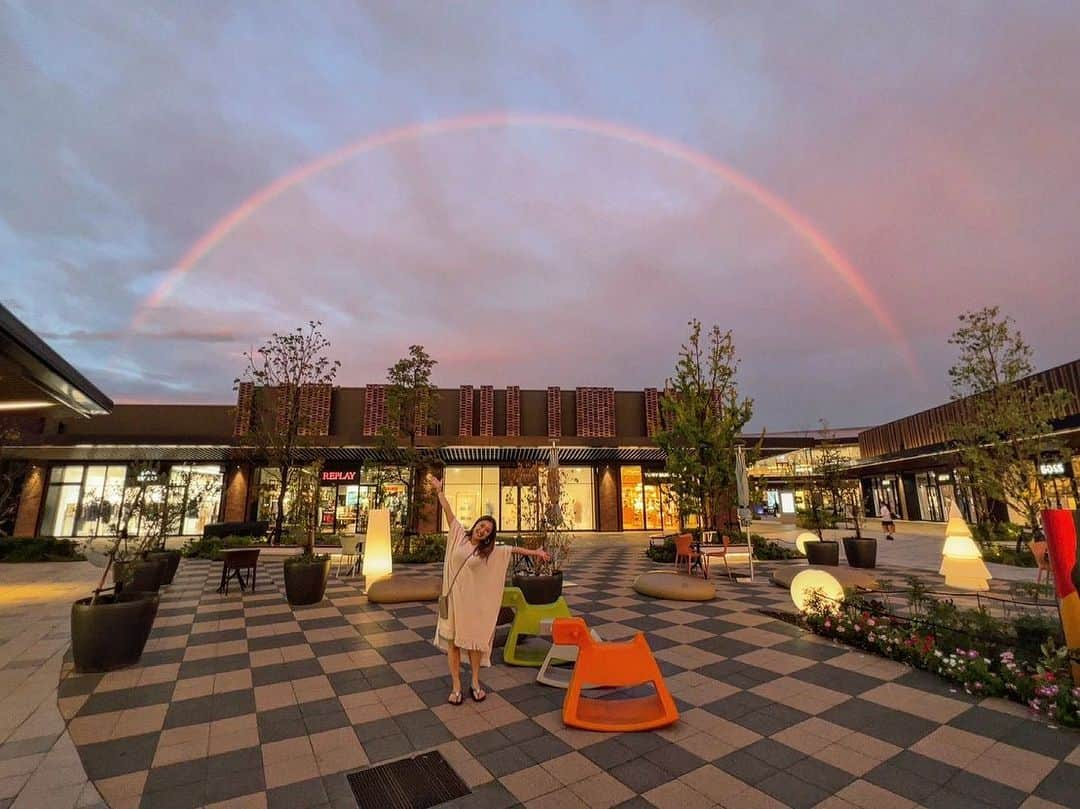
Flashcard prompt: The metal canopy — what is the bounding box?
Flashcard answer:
[11,444,668,465]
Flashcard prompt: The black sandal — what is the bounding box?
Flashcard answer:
[448,691,463,705]
[470,686,486,703]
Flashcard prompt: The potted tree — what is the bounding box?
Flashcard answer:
[72,532,160,672]
[511,454,576,605]
[236,322,339,606]
[817,423,876,569]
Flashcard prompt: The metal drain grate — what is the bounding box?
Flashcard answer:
[347,751,470,809]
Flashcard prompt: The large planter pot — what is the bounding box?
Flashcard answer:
[805,541,840,566]
[147,550,181,585]
[71,592,160,673]
[114,556,168,593]
[512,572,564,605]
[842,537,877,569]
[283,557,331,606]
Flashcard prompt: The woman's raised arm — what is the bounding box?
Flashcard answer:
[427,472,454,525]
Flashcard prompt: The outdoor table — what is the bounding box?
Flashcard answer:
[217,548,260,594]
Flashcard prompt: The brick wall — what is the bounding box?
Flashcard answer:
[597,465,620,531]
[363,384,388,436]
[458,385,474,436]
[644,388,661,437]
[298,384,332,436]
[14,465,45,537]
[223,465,250,522]
[575,387,616,437]
[546,387,561,438]
[479,386,494,437]
[234,382,254,436]
[506,386,521,437]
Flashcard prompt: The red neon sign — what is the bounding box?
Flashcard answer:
[321,471,358,482]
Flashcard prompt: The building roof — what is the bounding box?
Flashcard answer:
[0,302,113,418]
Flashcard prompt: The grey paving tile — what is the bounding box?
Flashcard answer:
[943,771,1027,809]
[887,750,958,786]
[177,652,250,680]
[361,732,413,763]
[442,780,516,809]
[78,731,159,780]
[1034,761,1080,806]
[864,760,940,803]
[742,739,806,770]
[206,746,263,779]
[732,704,811,735]
[0,734,59,761]
[786,755,855,793]
[499,719,547,744]
[791,663,882,695]
[266,776,329,809]
[477,745,535,777]
[756,770,830,809]
[643,741,706,777]
[817,698,937,747]
[581,738,638,769]
[79,682,175,716]
[610,756,671,793]
[714,748,779,785]
[203,767,266,805]
[353,717,401,743]
[515,733,572,764]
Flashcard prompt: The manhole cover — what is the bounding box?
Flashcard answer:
[347,751,470,809]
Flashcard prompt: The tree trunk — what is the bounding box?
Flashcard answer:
[274,467,289,546]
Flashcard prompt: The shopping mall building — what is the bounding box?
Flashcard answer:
[4,303,1077,537]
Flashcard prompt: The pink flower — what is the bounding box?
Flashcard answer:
[853,624,861,632]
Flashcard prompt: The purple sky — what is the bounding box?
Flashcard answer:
[3,2,1079,431]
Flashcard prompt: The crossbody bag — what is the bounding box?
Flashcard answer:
[438,545,477,620]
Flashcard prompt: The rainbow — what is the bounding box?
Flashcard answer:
[133,111,922,380]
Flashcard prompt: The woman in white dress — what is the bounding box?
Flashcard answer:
[428,473,549,705]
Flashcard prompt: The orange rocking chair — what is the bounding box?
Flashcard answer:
[550,617,679,732]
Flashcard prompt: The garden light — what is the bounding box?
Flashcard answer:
[790,569,844,613]
[795,532,820,555]
[362,508,392,586]
[939,500,991,591]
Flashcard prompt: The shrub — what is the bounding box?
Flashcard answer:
[981,542,1036,567]
[645,533,802,563]
[0,537,86,563]
[181,534,261,560]
[392,533,445,563]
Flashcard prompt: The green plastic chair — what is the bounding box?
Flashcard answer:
[500,586,573,667]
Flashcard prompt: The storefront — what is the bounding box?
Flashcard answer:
[619,466,681,531]
[38,463,224,537]
[1038,455,1078,511]
[441,465,597,533]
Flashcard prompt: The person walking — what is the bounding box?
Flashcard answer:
[429,473,550,705]
[880,503,897,540]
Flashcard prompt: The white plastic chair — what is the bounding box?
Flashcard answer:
[335,535,363,577]
[536,619,602,688]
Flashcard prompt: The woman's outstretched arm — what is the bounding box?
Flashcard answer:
[508,547,551,562]
[427,472,454,525]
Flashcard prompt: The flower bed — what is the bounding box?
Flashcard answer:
[803,592,1079,728]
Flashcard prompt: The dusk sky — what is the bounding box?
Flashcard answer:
[3,2,1078,431]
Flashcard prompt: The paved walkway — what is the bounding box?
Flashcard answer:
[42,541,1080,809]
[0,561,103,809]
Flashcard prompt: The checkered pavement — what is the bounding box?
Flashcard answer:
[55,545,1080,809]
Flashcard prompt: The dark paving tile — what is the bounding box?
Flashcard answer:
[186,628,246,646]
[138,783,207,809]
[785,756,855,794]
[379,641,443,663]
[581,738,638,769]
[310,637,368,656]
[742,739,806,770]
[818,698,937,747]
[478,745,535,777]
[610,756,671,793]
[266,776,329,809]
[298,697,343,718]
[942,770,1026,809]
[1034,761,1080,806]
[78,732,159,780]
[203,766,266,805]
[143,757,210,793]
[361,666,403,688]
[206,746,263,779]
[1000,720,1080,760]
[252,662,296,687]
[58,673,103,698]
[78,682,175,717]
[864,759,940,803]
[247,632,307,652]
[328,669,369,696]
[284,658,325,679]
[791,663,882,696]
[714,748,779,786]
[516,733,572,764]
[613,729,667,755]
[138,648,187,667]
[500,719,547,744]
[403,723,453,749]
[692,636,759,659]
[361,732,413,763]
[462,729,512,757]
[702,690,772,719]
[304,709,352,735]
[354,717,403,743]
[886,750,958,786]
[756,770,830,809]
[732,704,811,736]
[442,780,517,809]
[0,734,59,761]
[177,652,250,680]
[770,636,847,661]
[643,742,705,777]
[259,709,308,743]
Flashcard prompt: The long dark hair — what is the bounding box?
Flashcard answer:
[467,516,498,559]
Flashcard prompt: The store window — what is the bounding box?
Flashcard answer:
[620,467,680,531]
[621,466,645,530]
[915,472,946,522]
[442,467,500,531]
[316,466,407,534]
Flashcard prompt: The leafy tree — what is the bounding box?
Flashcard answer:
[655,319,754,531]
[947,307,1074,537]
[235,321,340,552]
[816,422,866,538]
[374,346,440,547]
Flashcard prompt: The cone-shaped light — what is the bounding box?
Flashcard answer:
[939,500,991,591]
[363,508,393,586]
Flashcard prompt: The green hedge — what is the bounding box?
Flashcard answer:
[392,534,446,564]
[645,533,802,564]
[181,534,262,560]
[0,537,86,563]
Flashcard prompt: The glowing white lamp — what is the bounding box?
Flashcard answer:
[362,509,392,586]
[938,500,991,591]
[795,532,820,556]
[790,569,844,613]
